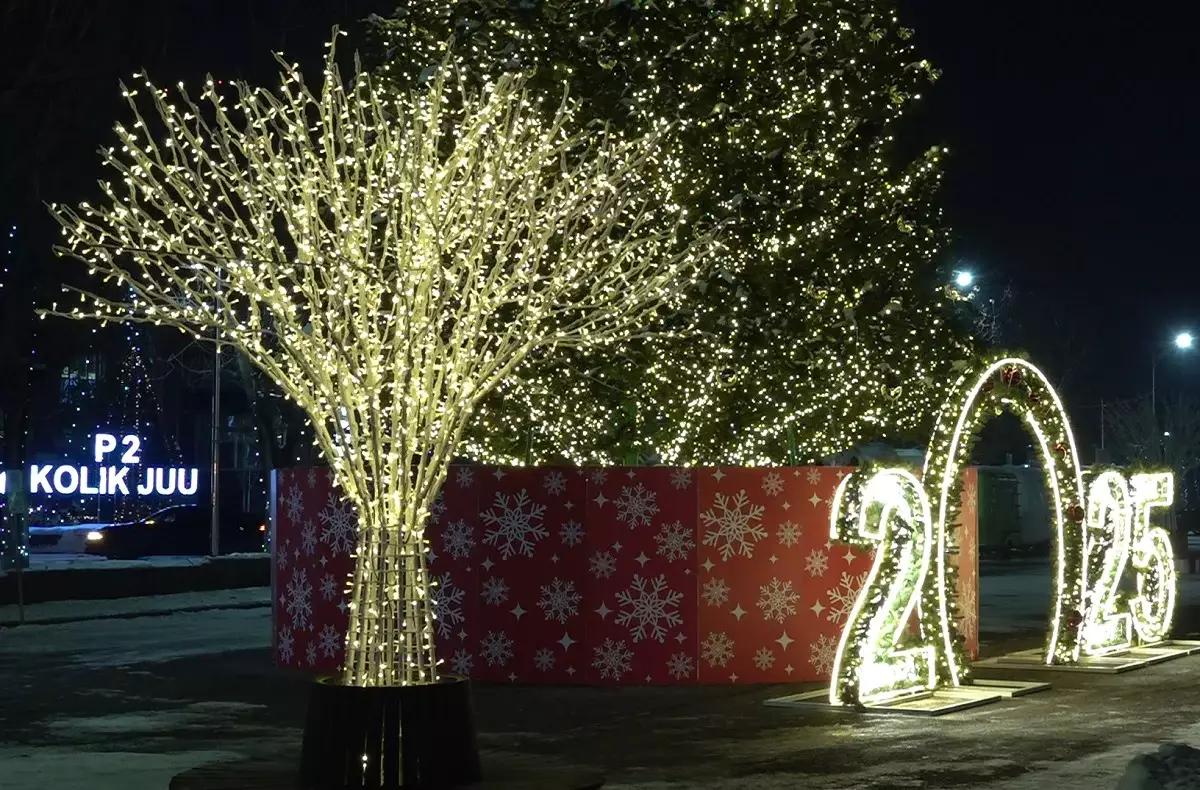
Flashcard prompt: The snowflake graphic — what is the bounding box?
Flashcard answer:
[538,578,582,624]
[809,633,837,676]
[481,576,509,606]
[654,520,695,561]
[701,577,730,607]
[300,520,318,556]
[450,648,474,676]
[776,521,801,548]
[592,638,634,680]
[432,573,466,639]
[758,577,801,623]
[305,642,317,666]
[589,469,609,486]
[589,550,617,579]
[480,631,514,667]
[670,468,693,490]
[543,470,567,496]
[806,468,823,485]
[429,491,447,525]
[805,549,829,578]
[319,573,339,601]
[958,583,979,643]
[318,494,357,556]
[277,538,290,571]
[456,466,474,488]
[762,471,785,497]
[615,483,659,528]
[480,490,548,560]
[307,468,318,489]
[278,627,294,663]
[318,624,342,658]
[964,482,978,515]
[615,574,684,643]
[282,484,305,525]
[666,652,696,680]
[559,520,584,547]
[442,519,475,560]
[753,646,776,671]
[826,570,868,625]
[534,648,556,671]
[284,571,313,631]
[700,490,767,561]
[701,632,735,668]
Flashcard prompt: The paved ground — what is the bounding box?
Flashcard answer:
[4,567,1200,789]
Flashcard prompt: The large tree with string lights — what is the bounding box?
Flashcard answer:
[369,0,976,466]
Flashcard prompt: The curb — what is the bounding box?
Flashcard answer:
[0,600,270,629]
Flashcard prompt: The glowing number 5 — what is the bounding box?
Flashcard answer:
[828,469,936,707]
[1129,473,1175,643]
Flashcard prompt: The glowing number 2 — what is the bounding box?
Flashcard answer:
[121,435,142,465]
[828,469,936,706]
[1129,473,1175,643]
[1080,471,1133,655]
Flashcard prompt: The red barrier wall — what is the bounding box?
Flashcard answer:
[271,465,978,684]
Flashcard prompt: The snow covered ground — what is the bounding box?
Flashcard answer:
[0,586,270,627]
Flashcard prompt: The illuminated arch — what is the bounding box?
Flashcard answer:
[922,356,1088,676]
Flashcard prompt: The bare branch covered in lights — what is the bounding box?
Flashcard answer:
[46,32,716,686]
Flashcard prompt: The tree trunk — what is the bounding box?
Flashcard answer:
[342,510,438,687]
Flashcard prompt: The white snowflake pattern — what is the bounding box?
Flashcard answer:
[284,570,313,631]
[589,469,609,486]
[278,627,294,663]
[654,520,695,561]
[701,577,730,607]
[701,631,735,668]
[592,638,633,680]
[450,648,474,676]
[964,482,978,515]
[282,484,305,524]
[615,483,659,528]
[479,631,514,667]
[615,574,684,643]
[300,520,318,556]
[805,549,829,577]
[776,521,801,548]
[307,468,318,488]
[700,490,767,561]
[543,470,567,496]
[537,578,582,624]
[762,471,785,497]
[481,576,509,606]
[670,468,693,490]
[319,573,339,601]
[432,573,466,639]
[958,582,979,643]
[456,466,474,488]
[480,490,548,560]
[806,468,823,485]
[306,642,317,666]
[758,577,801,623]
[809,633,837,676]
[276,538,290,571]
[318,494,357,557]
[589,550,617,579]
[534,648,556,671]
[559,520,584,547]
[318,624,341,658]
[442,519,475,560]
[666,652,696,680]
[826,570,868,625]
[429,491,447,525]
[753,646,776,671]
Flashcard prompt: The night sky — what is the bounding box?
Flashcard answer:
[3,1,1194,451]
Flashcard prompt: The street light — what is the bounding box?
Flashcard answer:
[1175,332,1194,350]
[954,270,974,288]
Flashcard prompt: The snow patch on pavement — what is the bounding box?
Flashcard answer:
[46,701,269,736]
[0,587,269,626]
[0,746,243,790]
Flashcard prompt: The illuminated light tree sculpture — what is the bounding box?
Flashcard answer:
[46,33,713,784]
[368,0,976,466]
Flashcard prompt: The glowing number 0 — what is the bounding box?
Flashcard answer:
[828,469,936,706]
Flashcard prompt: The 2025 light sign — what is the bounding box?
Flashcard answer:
[827,355,1176,708]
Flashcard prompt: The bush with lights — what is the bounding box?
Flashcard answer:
[368,0,976,466]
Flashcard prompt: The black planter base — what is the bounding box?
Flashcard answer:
[298,675,481,788]
[169,752,605,790]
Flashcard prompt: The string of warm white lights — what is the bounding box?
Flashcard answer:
[1129,472,1176,643]
[370,0,976,467]
[1081,469,1134,655]
[45,33,714,686]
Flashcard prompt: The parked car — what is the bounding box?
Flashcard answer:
[80,504,266,559]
